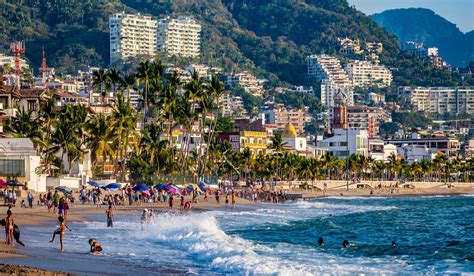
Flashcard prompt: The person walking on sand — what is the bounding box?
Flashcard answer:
[27,191,34,208]
[53,191,60,214]
[50,216,72,252]
[225,193,229,208]
[106,205,114,228]
[5,210,14,245]
[169,194,174,209]
[215,190,220,204]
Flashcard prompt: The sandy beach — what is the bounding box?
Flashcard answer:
[1,185,473,274]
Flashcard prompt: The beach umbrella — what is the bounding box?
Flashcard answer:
[132,184,150,192]
[198,182,207,192]
[155,183,167,190]
[55,186,72,194]
[103,183,122,190]
[6,180,24,187]
[187,183,203,192]
[87,180,102,187]
[165,184,182,194]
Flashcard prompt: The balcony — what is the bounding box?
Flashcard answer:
[242,142,267,149]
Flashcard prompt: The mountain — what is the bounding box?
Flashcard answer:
[372,8,474,67]
[0,0,457,87]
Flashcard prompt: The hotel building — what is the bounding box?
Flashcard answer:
[157,16,201,58]
[345,60,392,88]
[398,86,474,114]
[109,13,158,64]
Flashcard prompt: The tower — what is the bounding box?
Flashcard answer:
[10,41,25,88]
[331,90,348,131]
[41,49,47,85]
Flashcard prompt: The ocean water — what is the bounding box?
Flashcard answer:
[20,196,474,275]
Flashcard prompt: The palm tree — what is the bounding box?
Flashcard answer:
[111,92,138,181]
[92,69,110,105]
[202,74,225,173]
[136,61,153,125]
[120,73,137,103]
[86,114,115,176]
[107,68,121,94]
[7,107,43,149]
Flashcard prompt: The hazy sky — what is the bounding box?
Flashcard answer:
[347,0,474,33]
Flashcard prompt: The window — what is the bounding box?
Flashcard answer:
[0,159,25,177]
[27,100,37,111]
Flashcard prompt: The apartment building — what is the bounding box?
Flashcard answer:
[157,16,201,58]
[345,60,392,88]
[225,71,265,97]
[398,86,474,114]
[338,38,363,55]
[282,86,315,95]
[385,133,460,158]
[109,13,158,64]
[263,102,311,134]
[219,93,247,118]
[218,131,268,155]
[347,106,388,138]
[317,128,369,159]
[404,42,448,68]
[307,55,353,108]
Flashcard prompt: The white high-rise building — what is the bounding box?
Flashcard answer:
[307,55,353,108]
[398,86,474,114]
[157,16,201,58]
[345,60,392,88]
[109,13,158,65]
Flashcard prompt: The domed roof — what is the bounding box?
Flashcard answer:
[282,123,298,138]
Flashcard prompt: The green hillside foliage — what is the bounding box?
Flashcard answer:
[0,0,460,88]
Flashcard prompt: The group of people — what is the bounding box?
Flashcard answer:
[213,190,237,208]
[236,189,289,203]
[317,237,398,249]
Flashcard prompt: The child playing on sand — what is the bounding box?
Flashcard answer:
[184,201,191,211]
[50,216,72,252]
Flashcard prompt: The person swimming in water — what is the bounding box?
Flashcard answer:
[318,237,324,247]
[343,240,350,248]
[88,239,103,254]
[392,241,397,247]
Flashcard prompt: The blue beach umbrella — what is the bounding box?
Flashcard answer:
[6,180,24,187]
[155,183,167,190]
[198,182,207,192]
[55,186,72,194]
[133,184,150,192]
[103,183,122,190]
[87,180,102,187]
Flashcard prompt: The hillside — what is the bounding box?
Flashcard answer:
[0,0,457,87]
[372,8,474,67]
